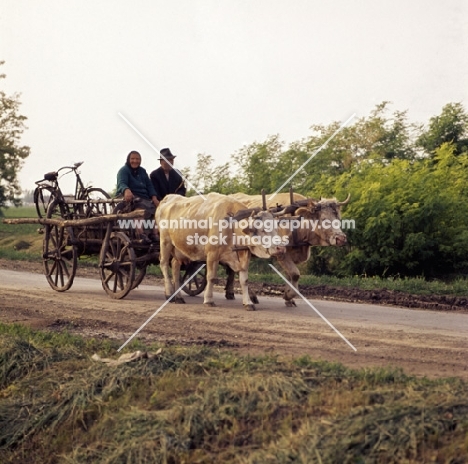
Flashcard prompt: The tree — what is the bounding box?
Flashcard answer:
[184,153,242,196]
[417,102,468,155]
[0,61,30,213]
[232,135,285,194]
[296,102,420,196]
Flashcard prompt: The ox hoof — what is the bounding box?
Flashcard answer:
[250,295,259,304]
[285,300,297,307]
[244,304,256,311]
[204,302,217,307]
[225,292,235,300]
[166,295,186,304]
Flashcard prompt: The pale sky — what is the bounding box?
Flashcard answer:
[1,0,467,195]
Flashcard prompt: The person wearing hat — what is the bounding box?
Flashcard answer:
[150,148,186,202]
[116,150,159,242]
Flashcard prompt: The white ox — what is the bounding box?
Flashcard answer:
[156,193,286,310]
[228,192,349,306]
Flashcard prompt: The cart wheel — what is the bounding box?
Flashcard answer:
[100,231,135,299]
[131,264,148,289]
[181,262,207,296]
[43,200,77,292]
[83,188,111,217]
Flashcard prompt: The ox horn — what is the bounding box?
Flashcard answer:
[272,204,298,216]
[272,207,288,217]
[290,185,294,205]
[261,189,267,211]
[229,207,262,221]
[337,193,351,206]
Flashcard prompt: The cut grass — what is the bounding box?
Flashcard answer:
[0,323,467,463]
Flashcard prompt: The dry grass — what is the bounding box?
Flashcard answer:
[0,323,467,463]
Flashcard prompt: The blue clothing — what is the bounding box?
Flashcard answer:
[116,164,158,200]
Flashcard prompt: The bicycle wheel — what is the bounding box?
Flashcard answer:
[83,188,111,217]
[34,185,56,218]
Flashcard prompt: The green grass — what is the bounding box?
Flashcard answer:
[0,206,43,260]
[0,323,467,463]
[248,269,468,297]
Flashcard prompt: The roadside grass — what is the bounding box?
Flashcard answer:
[249,267,468,297]
[0,323,467,463]
[2,206,468,297]
[246,258,468,297]
[0,206,43,260]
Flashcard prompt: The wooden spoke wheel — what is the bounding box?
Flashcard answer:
[181,262,207,296]
[131,263,148,290]
[100,231,136,299]
[43,200,77,292]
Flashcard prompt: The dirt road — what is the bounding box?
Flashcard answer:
[1,265,467,380]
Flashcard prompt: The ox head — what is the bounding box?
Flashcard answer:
[233,210,287,258]
[291,194,350,247]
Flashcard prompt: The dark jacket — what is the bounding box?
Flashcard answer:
[116,164,157,200]
[150,167,186,201]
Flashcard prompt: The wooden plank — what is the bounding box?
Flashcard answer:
[62,198,121,205]
[2,209,146,227]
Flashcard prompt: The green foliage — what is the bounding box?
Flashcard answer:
[179,101,468,278]
[315,143,468,276]
[0,61,30,213]
[417,102,468,155]
[296,102,419,194]
[232,135,285,194]
[185,153,243,195]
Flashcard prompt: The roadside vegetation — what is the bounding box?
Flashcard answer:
[0,322,467,463]
[186,102,468,280]
[0,206,42,260]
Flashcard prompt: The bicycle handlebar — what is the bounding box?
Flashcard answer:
[35,162,85,184]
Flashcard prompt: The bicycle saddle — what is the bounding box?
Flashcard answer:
[44,172,58,181]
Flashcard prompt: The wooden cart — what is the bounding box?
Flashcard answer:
[4,196,207,299]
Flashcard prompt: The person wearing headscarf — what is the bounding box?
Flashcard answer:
[116,150,159,242]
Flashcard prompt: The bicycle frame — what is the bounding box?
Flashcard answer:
[34,162,95,217]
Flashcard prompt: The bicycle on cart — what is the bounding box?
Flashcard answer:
[33,161,111,219]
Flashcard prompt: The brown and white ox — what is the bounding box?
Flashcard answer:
[156,193,287,310]
[227,192,349,306]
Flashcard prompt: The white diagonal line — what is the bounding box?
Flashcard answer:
[269,113,356,201]
[117,264,206,352]
[118,112,207,200]
[269,264,357,351]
